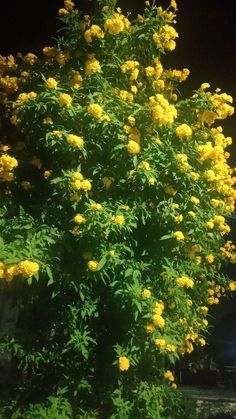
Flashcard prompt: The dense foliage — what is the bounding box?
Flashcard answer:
[0,0,236,416]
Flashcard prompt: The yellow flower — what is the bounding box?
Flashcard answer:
[118,356,130,371]
[139,161,150,170]
[200,306,208,315]
[80,180,92,192]
[73,214,86,224]
[164,370,174,382]
[145,324,155,333]
[43,117,53,125]
[112,215,125,225]
[152,314,165,329]
[205,254,215,264]
[166,344,176,352]
[87,260,99,272]
[176,123,192,140]
[207,220,214,229]
[173,231,185,241]
[148,178,156,185]
[0,262,5,279]
[174,214,183,224]
[190,196,200,205]
[88,103,103,119]
[84,25,104,43]
[43,170,53,179]
[176,276,194,288]
[229,281,236,291]
[5,264,20,282]
[128,116,135,126]
[102,177,113,188]
[45,77,58,89]
[85,56,102,75]
[64,0,75,11]
[18,260,39,277]
[52,130,62,138]
[164,185,177,196]
[67,134,84,148]
[199,338,206,346]
[127,140,140,155]
[90,202,102,210]
[190,172,200,181]
[58,8,69,16]
[0,154,18,171]
[142,289,151,298]
[155,338,166,349]
[71,172,83,181]
[153,300,164,314]
[59,93,72,107]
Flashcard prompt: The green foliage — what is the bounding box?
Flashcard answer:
[0,0,235,416]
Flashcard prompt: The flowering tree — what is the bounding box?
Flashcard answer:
[0,0,236,416]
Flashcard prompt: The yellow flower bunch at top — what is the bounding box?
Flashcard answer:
[153,24,178,51]
[84,25,104,43]
[104,12,130,35]
[210,92,234,120]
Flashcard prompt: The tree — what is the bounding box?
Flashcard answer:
[0,0,235,416]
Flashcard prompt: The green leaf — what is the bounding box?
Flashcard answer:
[97,257,107,271]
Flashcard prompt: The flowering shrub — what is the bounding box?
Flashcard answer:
[0,0,236,416]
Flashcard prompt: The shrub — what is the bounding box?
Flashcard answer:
[0,0,235,416]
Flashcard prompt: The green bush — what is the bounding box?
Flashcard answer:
[0,0,235,416]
